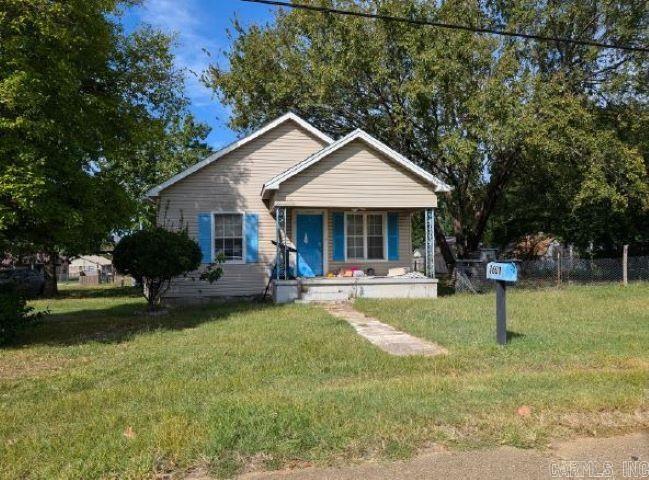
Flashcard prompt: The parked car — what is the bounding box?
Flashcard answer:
[0,269,45,297]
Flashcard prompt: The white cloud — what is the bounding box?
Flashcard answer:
[125,0,275,147]
[137,0,220,108]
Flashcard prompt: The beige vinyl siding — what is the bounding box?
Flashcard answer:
[288,208,414,276]
[274,140,437,208]
[156,120,328,298]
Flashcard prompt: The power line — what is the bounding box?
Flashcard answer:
[242,0,649,54]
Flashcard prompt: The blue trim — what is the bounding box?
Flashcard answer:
[197,213,213,264]
[487,262,518,282]
[296,214,323,277]
[332,212,345,261]
[245,213,259,263]
[387,212,399,261]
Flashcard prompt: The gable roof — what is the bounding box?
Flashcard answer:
[146,113,333,197]
[261,129,451,198]
[71,255,112,266]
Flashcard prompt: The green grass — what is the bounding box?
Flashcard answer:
[1,284,647,478]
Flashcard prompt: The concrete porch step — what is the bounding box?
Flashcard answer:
[273,277,438,303]
[300,284,351,294]
[299,290,351,302]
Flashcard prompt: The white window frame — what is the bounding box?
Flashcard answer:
[343,211,388,262]
[213,211,246,265]
[344,212,366,261]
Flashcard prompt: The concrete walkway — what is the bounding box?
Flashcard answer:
[241,432,649,480]
[323,302,447,357]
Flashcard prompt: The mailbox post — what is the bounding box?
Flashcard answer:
[495,281,507,345]
[486,262,518,345]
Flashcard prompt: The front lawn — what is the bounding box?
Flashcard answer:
[1,284,647,478]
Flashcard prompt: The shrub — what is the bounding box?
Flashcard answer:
[113,227,202,311]
[199,252,226,284]
[0,283,39,345]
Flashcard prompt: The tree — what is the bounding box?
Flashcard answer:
[113,227,202,311]
[206,0,648,262]
[487,0,649,254]
[0,0,211,295]
[100,26,213,224]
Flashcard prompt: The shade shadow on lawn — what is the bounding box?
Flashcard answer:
[10,299,278,348]
[55,285,141,299]
[507,330,525,341]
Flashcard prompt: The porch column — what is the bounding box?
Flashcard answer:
[275,206,288,280]
[424,208,435,278]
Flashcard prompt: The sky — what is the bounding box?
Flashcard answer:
[122,0,276,149]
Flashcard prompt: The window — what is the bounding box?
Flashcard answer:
[214,213,243,262]
[345,212,386,260]
[366,214,384,259]
[346,213,364,259]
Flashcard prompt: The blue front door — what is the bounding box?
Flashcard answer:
[296,214,323,277]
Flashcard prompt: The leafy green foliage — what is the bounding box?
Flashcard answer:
[113,227,202,311]
[101,25,213,224]
[207,0,649,258]
[0,0,211,293]
[484,1,649,255]
[0,283,42,346]
[199,252,226,284]
[120,114,213,227]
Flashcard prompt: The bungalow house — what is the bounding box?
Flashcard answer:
[147,113,450,303]
[69,255,113,278]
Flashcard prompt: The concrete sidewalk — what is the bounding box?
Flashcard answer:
[323,302,447,357]
[241,432,649,480]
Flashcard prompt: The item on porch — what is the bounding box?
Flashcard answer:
[395,271,427,279]
[387,267,409,277]
[352,270,365,277]
[342,269,354,277]
[326,272,335,278]
[365,267,375,276]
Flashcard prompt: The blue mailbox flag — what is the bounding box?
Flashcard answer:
[486,262,518,282]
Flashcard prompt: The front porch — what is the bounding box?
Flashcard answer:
[273,275,438,303]
[260,128,449,303]
[270,206,438,303]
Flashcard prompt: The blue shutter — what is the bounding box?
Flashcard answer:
[197,213,213,264]
[387,212,399,261]
[332,212,345,261]
[245,213,259,263]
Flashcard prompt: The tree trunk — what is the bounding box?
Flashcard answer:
[434,217,456,273]
[145,279,163,312]
[43,251,58,297]
[465,151,519,255]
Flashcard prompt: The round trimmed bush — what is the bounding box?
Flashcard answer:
[113,227,202,311]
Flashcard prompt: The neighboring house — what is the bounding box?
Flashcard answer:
[69,255,113,278]
[147,113,451,303]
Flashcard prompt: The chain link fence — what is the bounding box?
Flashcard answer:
[454,252,649,293]
[57,272,135,286]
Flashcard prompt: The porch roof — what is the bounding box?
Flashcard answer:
[261,129,451,200]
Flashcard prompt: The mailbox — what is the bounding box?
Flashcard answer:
[486,262,518,282]
[486,262,518,345]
